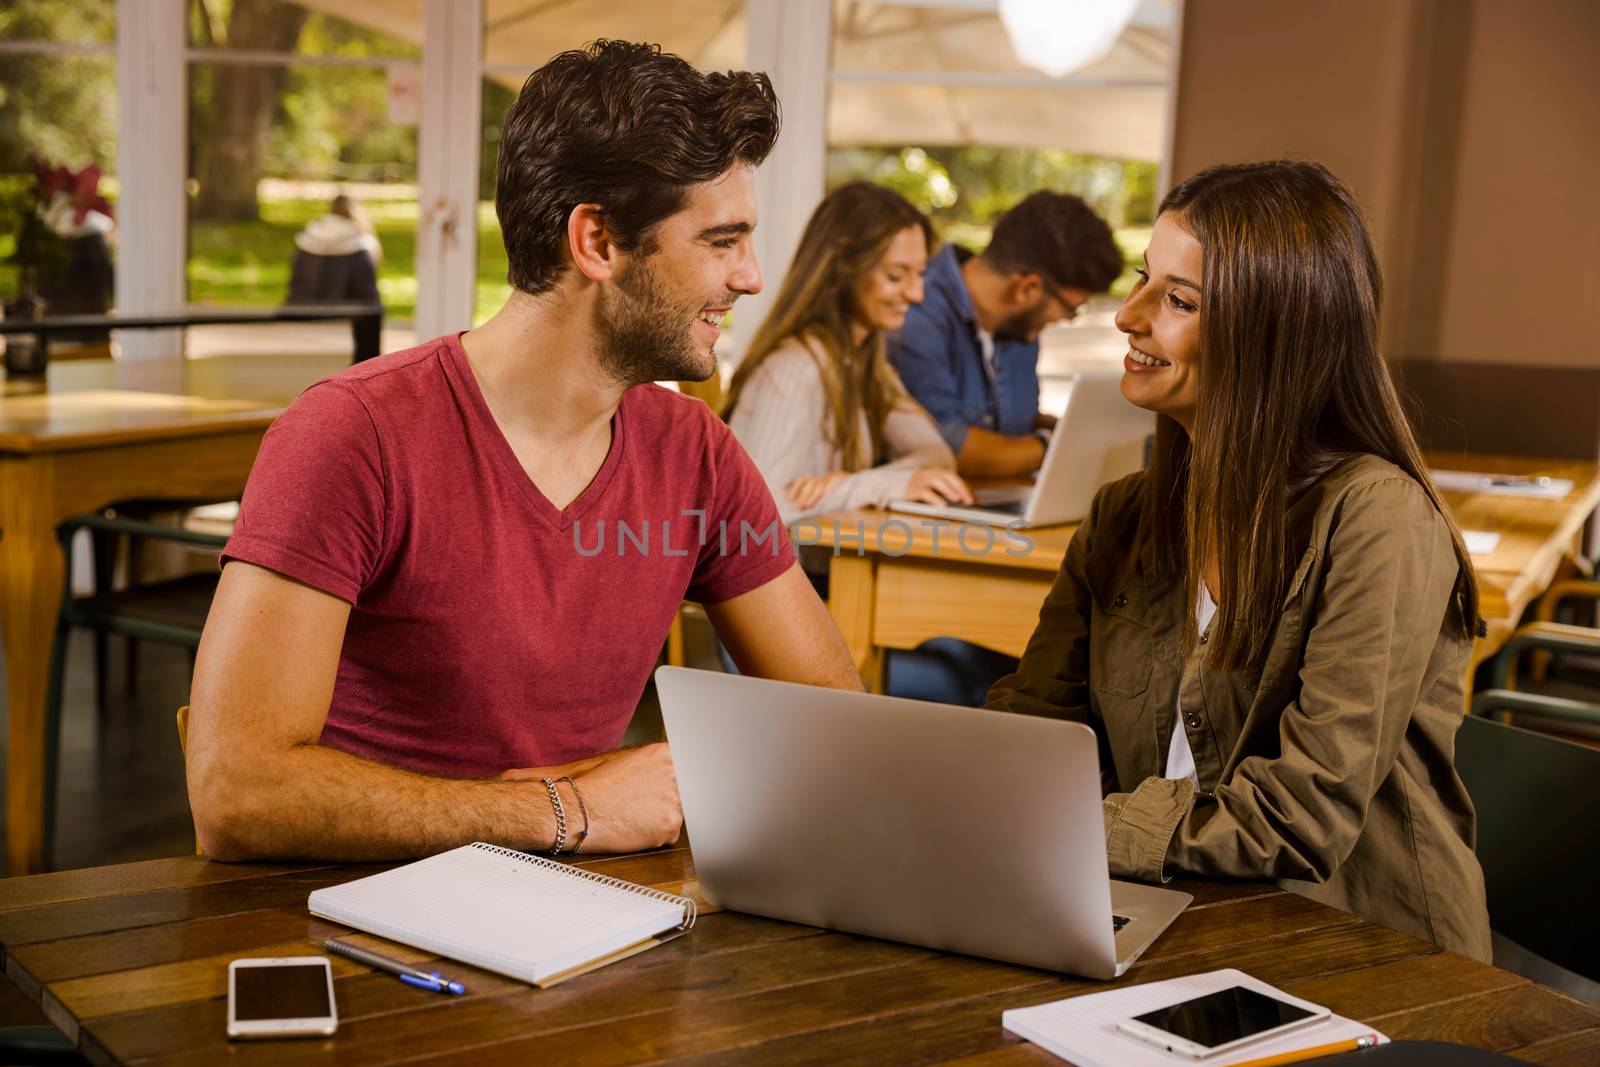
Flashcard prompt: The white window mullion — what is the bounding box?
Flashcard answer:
[1157,0,1187,197]
[114,0,187,372]
[414,0,484,341]
[738,0,833,365]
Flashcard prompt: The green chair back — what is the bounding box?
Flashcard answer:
[1455,713,1600,979]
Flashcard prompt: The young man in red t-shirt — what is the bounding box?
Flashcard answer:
[187,41,862,863]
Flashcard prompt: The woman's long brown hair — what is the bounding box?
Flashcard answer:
[723,182,935,469]
[1138,160,1480,669]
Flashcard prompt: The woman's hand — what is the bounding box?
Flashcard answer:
[786,471,849,509]
[905,468,974,506]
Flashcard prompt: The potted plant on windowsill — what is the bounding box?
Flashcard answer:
[1,160,116,377]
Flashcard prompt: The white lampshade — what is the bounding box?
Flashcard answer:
[998,0,1141,79]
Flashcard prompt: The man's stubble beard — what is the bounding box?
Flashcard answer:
[595,257,718,386]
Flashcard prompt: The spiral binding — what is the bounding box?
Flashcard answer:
[468,842,697,931]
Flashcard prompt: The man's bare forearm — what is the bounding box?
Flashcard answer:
[955,425,1046,479]
[706,563,865,692]
[190,741,559,863]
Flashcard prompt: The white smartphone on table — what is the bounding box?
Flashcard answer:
[1115,983,1330,1059]
[227,956,338,1040]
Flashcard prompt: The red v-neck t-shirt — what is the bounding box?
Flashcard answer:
[221,333,795,778]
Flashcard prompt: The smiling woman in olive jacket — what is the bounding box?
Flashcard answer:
[986,160,1493,962]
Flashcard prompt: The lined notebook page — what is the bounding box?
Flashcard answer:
[1003,969,1385,1067]
[308,843,687,983]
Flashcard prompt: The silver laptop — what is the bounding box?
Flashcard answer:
[890,368,1154,528]
[654,666,1190,979]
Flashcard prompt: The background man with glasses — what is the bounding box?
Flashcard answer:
[888,191,1124,478]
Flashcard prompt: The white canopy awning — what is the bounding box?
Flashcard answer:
[299,0,1175,162]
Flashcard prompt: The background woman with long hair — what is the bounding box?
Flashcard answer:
[724,182,972,535]
[987,160,1493,960]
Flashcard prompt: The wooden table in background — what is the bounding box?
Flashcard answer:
[809,513,1076,689]
[814,454,1600,691]
[1,847,1596,1065]
[1438,456,1600,675]
[0,389,284,876]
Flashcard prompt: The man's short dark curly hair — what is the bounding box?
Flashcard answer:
[495,39,781,295]
[982,191,1123,294]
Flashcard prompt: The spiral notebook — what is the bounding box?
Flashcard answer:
[307,842,697,987]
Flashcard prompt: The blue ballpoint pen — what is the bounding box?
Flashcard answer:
[398,972,461,994]
[324,938,467,995]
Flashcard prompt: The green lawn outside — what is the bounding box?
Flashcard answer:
[188,196,511,325]
[0,231,16,299]
[0,196,507,325]
[4,198,1142,323]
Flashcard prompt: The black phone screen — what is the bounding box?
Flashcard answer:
[1131,985,1316,1050]
[232,964,333,1021]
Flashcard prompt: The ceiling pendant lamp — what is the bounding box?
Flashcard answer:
[998,0,1140,78]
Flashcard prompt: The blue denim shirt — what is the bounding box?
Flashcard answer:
[887,244,1041,452]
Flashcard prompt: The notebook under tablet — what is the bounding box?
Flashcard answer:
[890,368,1154,528]
[655,666,1191,980]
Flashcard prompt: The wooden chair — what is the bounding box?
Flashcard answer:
[1479,576,1600,734]
[675,374,724,412]
[1534,578,1600,626]
[1528,578,1600,683]
[1486,621,1600,692]
[663,376,726,667]
[1475,618,1600,743]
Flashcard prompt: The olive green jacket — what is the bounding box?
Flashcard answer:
[987,454,1493,961]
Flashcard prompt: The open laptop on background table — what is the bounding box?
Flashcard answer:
[890,367,1154,528]
[655,666,1191,979]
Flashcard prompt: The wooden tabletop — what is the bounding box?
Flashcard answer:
[1439,456,1600,610]
[1,847,1595,1065]
[0,390,284,454]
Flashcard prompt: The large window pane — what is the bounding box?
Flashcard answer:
[1,2,117,330]
[476,76,517,326]
[185,3,421,322]
[481,0,741,71]
[828,1,1174,385]
[187,0,418,59]
[0,0,114,44]
[0,52,116,180]
[826,146,1156,297]
[828,1,1172,300]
